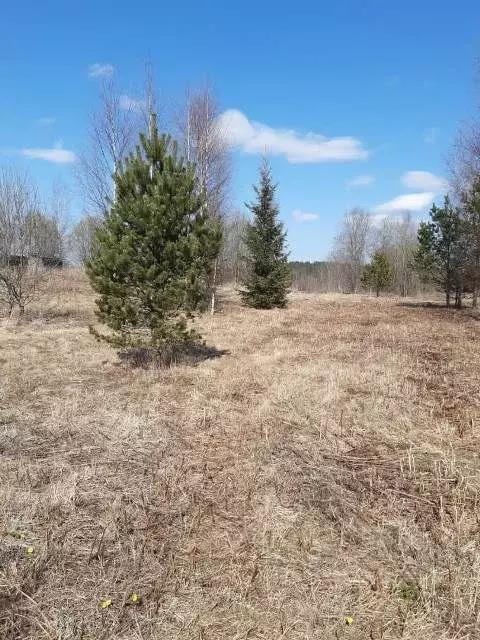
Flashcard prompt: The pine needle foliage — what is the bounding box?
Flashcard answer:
[86,118,221,349]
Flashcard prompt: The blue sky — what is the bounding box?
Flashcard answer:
[1,0,480,259]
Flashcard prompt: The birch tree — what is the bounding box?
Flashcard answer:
[77,79,140,216]
[374,214,418,296]
[177,85,231,312]
[333,208,371,292]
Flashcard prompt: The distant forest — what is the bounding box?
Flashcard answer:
[290,261,338,292]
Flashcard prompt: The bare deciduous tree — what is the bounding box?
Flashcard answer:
[218,211,248,285]
[447,61,480,307]
[76,79,140,216]
[69,215,103,264]
[37,179,71,262]
[176,84,231,312]
[27,212,63,263]
[374,213,419,296]
[332,208,371,292]
[448,119,480,201]
[0,168,49,315]
[177,85,230,218]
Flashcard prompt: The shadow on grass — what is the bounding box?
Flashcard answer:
[396,301,447,309]
[118,341,229,368]
[396,301,480,321]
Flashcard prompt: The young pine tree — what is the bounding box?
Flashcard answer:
[415,196,465,308]
[86,116,221,349]
[241,160,290,308]
[361,251,394,297]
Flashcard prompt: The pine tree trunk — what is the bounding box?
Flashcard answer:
[446,290,450,308]
[473,289,478,309]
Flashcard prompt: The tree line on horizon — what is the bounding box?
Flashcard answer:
[290,185,480,308]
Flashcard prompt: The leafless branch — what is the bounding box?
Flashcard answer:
[332,208,371,293]
[176,83,231,221]
[0,168,53,315]
[76,79,141,216]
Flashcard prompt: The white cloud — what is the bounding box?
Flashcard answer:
[292,210,320,222]
[374,192,435,214]
[119,94,145,112]
[401,170,447,192]
[218,109,368,163]
[88,63,114,78]
[423,128,438,144]
[36,117,56,126]
[21,140,75,164]
[347,174,375,188]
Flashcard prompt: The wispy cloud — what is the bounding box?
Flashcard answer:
[36,117,56,126]
[401,170,447,192]
[218,109,368,163]
[21,140,75,164]
[347,174,375,188]
[292,210,320,223]
[88,63,114,78]
[423,128,438,144]
[374,192,435,214]
[119,94,145,113]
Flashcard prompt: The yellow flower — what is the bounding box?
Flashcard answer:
[345,616,354,625]
[100,599,113,609]
[131,593,140,603]
[26,546,34,555]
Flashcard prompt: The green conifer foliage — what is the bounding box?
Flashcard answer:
[361,251,394,297]
[415,196,465,307]
[241,160,290,308]
[86,118,221,349]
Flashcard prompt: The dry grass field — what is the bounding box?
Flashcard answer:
[1,269,480,639]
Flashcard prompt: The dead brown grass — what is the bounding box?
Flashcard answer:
[1,270,480,639]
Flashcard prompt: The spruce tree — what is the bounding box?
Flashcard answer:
[361,251,394,297]
[241,160,290,308]
[86,117,221,349]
